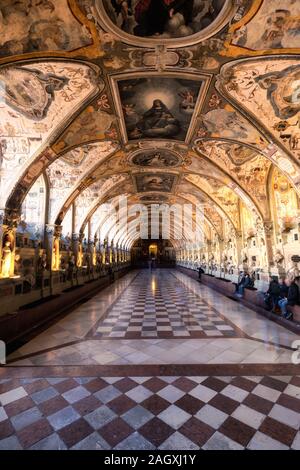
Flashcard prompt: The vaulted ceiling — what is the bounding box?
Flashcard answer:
[0,0,299,246]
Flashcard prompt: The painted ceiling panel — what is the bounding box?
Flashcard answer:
[219,57,300,164]
[0,60,99,207]
[73,175,126,232]
[231,0,300,51]
[47,141,117,223]
[0,0,299,239]
[0,0,92,57]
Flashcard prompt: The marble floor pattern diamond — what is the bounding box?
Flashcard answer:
[7,269,299,366]
[91,271,240,340]
[3,269,300,450]
[0,375,299,450]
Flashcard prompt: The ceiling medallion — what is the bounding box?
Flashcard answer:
[129,148,182,168]
[133,172,178,192]
[110,71,210,144]
[139,194,169,202]
[96,0,236,47]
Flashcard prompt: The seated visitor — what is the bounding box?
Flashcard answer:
[279,277,288,300]
[198,266,204,282]
[278,278,299,320]
[235,271,251,297]
[265,276,281,312]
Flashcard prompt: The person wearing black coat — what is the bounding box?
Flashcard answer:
[265,277,281,312]
[278,279,299,320]
[198,266,204,282]
[278,278,288,299]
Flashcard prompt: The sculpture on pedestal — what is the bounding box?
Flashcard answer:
[51,240,60,271]
[287,261,300,282]
[274,249,284,267]
[1,241,12,278]
[37,252,47,273]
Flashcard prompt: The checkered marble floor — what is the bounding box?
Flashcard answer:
[0,374,299,450]
[91,271,239,339]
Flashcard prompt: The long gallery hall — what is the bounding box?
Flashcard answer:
[0,0,300,453]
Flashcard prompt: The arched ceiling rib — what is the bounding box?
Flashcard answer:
[0,0,299,241]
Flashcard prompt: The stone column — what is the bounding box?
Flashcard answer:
[218,238,224,278]
[263,221,275,271]
[72,233,79,264]
[88,237,94,265]
[101,242,105,265]
[206,240,212,274]
[110,241,114,264]
[234,230,242,268]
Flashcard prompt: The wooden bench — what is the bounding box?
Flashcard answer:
[288,304,300,322]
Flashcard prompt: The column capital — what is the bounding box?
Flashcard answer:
[236,230,243,239]
[263,221,273,234]
[46,224,62,238]
[72,232,79,242]
[4,208,21,229]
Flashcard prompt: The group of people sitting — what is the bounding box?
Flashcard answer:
[235,271,255,298]
[197,266,299,322]
[265,276,300,321]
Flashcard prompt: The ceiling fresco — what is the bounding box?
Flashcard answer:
[195,140,271,216]
[100,0,227,40]
[0,0,299,247]
[197,104,267,148]
[230,0,300,51]
[129,149,182,168]
[47,141,117,223]
[0,0,92,57]
[185,173,240,228]
[219,57,300,163]
[0,60,99,208]
[113,74,209,143]
[134,173,177,193]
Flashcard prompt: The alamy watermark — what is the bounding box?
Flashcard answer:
[291,340,300,365]
[97,196,205,244]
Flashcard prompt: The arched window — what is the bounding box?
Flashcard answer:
[62,206,72,239]
[19,174,47,244]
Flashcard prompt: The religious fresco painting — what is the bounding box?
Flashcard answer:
[0,0,91,57]
[0,66,69,120]
[232,0,300,50]
[131,150,181,167]
[117,76,204,141]
[2,0,300,452]
[102,0,226,39]
[255,65,300,120]
[135,173,177,192]
[219,57,300,163]
[140,194,169,202]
